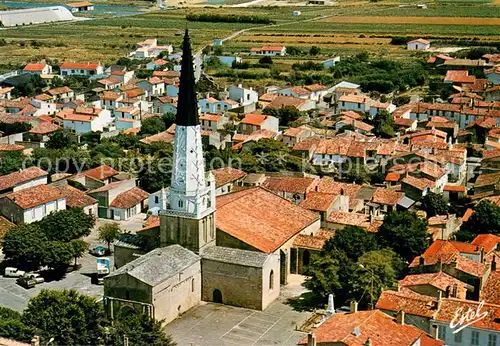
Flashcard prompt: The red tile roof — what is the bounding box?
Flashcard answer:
[0,144,25,152]
[423,240,478,256]
[54,184,97,208]
[292,229,333,250]
[7,184,64,209]
[376,288,438,318]
[60,62,100,70]
[472,234,500,253]
[211,167,246,188]
[481,268,500,304]
[109,187,148,209]
[385,172,401,182]
[83,165,119,181]
[23,63,47,72]
[140,130,175,144]
[262,176,317,195]
[0,167,47,191]
[399,272,468,295]
[299,309,440,346]
[434,298,500,332]
[372,187,403,206]
[443,185,465,193]
[241,113,268,126]
[29,121,59,135]
[266,96,309,109]
[299,192,338,212]
[216,187,319,253]
[402,175,434,191]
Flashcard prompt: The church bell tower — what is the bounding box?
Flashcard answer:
[159,29,216,254]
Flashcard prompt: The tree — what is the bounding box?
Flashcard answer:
[262,106,305,127]
[376,210,429,263]
[348,249,400,309]
[309,46,321,56]
[258,56,273,65]
[98,223,121,251]
[140,117,166,137]
[421,192,449,217]
[39,208,95,242]
[46,129,76,149]
[22,289,105,346]
[0,307,33,342]
[108,312,176,346]
[303,252,342,306]
[162,113,176,129]
[372,110,395,138]
[2,224,48,270]
[323,226,378,261]
[138,158,172,193]
[0,151,31,175]
[70,239,88,266]
[455,200,500,241]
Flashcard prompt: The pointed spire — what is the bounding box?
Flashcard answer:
[175,29,199,126]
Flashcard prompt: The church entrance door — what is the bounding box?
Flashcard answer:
[213,289,223,303]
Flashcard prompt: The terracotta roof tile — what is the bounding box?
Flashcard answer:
[292,229,333,250]
[481,267,500,304]
[110,187,148,209]
[6,184,64,209]
[402,175,434,191]
[241,113,268,126]
[372,187,403,206]
[299,192,338,212]
[376,289,438,318]
[23,63,48,72]
[211,167,246,188]
[29,121,59,134]
[54,184,97,208]
[83,165,119,181]
[60,62,100,70]
[399,272,468,296]
[0,167,47,191]
[472,234,500,253]
[262,176,317,195]
[140,130,175,144]
[435,298,500,331]
[216,187,319,253]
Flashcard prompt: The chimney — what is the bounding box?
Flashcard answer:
[492,256,497,271]
[350,300,358,313]
[31,336,40,346]
[307,333,317,346]
[396,310,405,325]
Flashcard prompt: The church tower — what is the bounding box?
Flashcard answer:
[159,29,216,254]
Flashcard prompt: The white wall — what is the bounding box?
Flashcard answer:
[23,197,66,223]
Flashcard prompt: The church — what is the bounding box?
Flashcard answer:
[103,30,329,325]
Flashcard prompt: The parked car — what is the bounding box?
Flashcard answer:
[4,267,25,278]
[24,273,44,284]
[16,276,36,289]
[89,246,106,256]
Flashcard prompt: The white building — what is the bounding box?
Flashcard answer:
[228,84,259,106]
[23,63,52,75]
[58,108,113,134]
[0,184,66,224]
[338,94,372,113]
[198,97,239,114]
[67,1,94,12]
[60,62,104,77]
[407,38,430,51]
[250,46,286,57]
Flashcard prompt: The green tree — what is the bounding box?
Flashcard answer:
[22,289,105,346]
[421,192,449,217]
[303,252,341,306]
[140,117,166,137]
[455,200,500,241]
[70,239,88,266]
[39,208,95,242]
[2,224,48,270]
[258,56,273,65]
[376,210,429,263]
[309,46,321,56]
[162,113,176,129]
[43,241,75,272]
[46,129,77,149]
[0,307,33,342]
[372,110,395,138]
[98,223,121,251]
[349,249,400,309]
[262,106,305,127]
[108,312,176,346]
[0,151,31,175]
[323,226,378,261]
[138,158,172,193]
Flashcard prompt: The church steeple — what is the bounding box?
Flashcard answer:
[176,29,199,127]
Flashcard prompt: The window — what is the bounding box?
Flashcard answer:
[454,330,462,343]
[178,200,183,208]
[31,208,35,219]
[437,326,446,342]
[471,331,480,345]
[191,278,195,292]
[269,270,274,290]
[155,196,159,204]
[489,334,497,346]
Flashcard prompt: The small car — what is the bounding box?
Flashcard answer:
[16,276,36,289]
[4,267,25,278]
[24,273,45,284]
[89,246,106,256]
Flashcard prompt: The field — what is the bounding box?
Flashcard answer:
[0,1,498,70]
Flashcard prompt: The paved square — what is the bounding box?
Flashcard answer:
[165,301,311,346]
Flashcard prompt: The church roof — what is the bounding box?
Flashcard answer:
[105,245,200,287]
[175,29,199,127]
[216,187,319,253]
[201,246,274,268]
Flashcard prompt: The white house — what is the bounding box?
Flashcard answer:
[250,46,286,57]
[0,184,66,224]
[57,107,113,134]
[136,77,166,97]
[146,59,168,71]
[154,96,177,114]
[228,84,259,106]
[407,38,430,51]
[198,97,239,114]
[60,62,104,77]
[199,113,229,132]
[338,94,372,113]
[23,63,52,75]
[0,166,48,194]
[67,1,94,12]
[369,101,397,118]
[321,57,340,68]
[278,86,311,100]
[239,113,279,134]
[31,98,57,116]
[0,87,14,100]
[98,77,122,91]
[132,38,173,59]
[115,106,141,130]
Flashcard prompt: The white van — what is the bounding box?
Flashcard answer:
[4,267,25,277]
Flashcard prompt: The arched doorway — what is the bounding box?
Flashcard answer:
[213,289,223,304]
[303,249,311,267]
